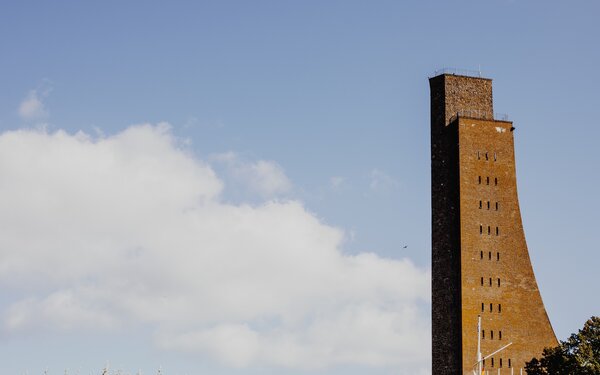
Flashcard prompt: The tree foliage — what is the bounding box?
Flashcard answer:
[526,316,600,375]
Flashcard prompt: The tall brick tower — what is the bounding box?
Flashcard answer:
[430,71,557,374]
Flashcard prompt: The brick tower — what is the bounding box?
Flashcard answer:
[430,72,557,374]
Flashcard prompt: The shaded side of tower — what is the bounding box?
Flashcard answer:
[429,73,558,375]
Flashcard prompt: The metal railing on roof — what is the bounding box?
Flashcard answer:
[449,110,509,123]
[430,67,484,78]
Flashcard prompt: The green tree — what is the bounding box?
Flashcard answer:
[526,316,600,375]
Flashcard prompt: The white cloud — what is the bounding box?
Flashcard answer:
[369,168,399,193]
[18,86,51,121]
[329,176,345,190]
[0,125,429,371]
[212,151,292,197]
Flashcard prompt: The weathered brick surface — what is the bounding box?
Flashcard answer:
[430,74,557,375]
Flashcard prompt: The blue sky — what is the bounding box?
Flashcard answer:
[0,1,599,374]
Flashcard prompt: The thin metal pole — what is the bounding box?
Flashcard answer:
[482,342,513,361]
[477,316,482,375]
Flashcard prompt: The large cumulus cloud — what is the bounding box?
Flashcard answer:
[0,124,429,372]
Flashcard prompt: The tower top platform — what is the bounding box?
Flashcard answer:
[429,68,492,81]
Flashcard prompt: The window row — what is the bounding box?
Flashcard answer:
[481,303,502,313]
[481,329,502,340]
[477,151,497,161]
[480,225,500,235]
[480,277,501,287]
[480,251,500,261]
[478,176,498,186]
[478,200,499,210]
[482,357,512,368]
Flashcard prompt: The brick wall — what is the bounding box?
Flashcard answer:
[458,116,557,373]
[430,74,557,375]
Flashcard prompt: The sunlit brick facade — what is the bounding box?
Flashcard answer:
[430,73,557,374]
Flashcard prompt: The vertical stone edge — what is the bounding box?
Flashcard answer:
[430,75,463,375]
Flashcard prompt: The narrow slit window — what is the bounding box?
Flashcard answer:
[496,227,499,236]
[495,177,498,186]
[497,252,500,261]
[477,151,480,160]
[479,200,482,209]
[496,202,499,211]
[480,225,483,234]
[483,359,486,367]
[490,303,493,312]
[489,277,492,286]
[499,331,502,340]
[488,226,491,235]
[478,176,482,184]
[485,152,489,161]
[491,357,494,367]
[488,251,492,260]
[499,304,502,313]
[480,251,484,259]
[481,277,484,286]
[498,278,501,287]
[482,330,485,339]
[487,201,490,210]
[482,303,485,312]
[494,152,497,161]
[500,358,503,367]
[486,176,490,185]
[491,330,494,340]
[508,359,512,368]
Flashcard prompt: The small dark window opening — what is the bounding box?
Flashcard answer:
[489,251,492,260]
[496,202,499,211]
[491,357,494,367]
[483,359,486,367]
[496,227,499,236]
[498,278,501,287]
[481,277,484,286]
[500,358,503,367]
[489,277,492,286]
[482,303,485,312]
[482,330,485,339]
[509,359,512,368]
[497,252,500,261]
[485,152,489,161]
[499,304,502,313]
[486,176,490,185]
[478,176,482,184]
[494,152,497,161]
[491,330,494,340]
[480,225,483,234]
[479,200,482,209]
[480,251,484,259]
[495,177,498,186]
[488,226,491,235]
[490,303,493,312]
[487,201,490,210]
[499,331,502,340]
[477,151,480,160]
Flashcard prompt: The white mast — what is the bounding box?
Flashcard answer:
[473,316,512,374]
[477,315,482,375]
